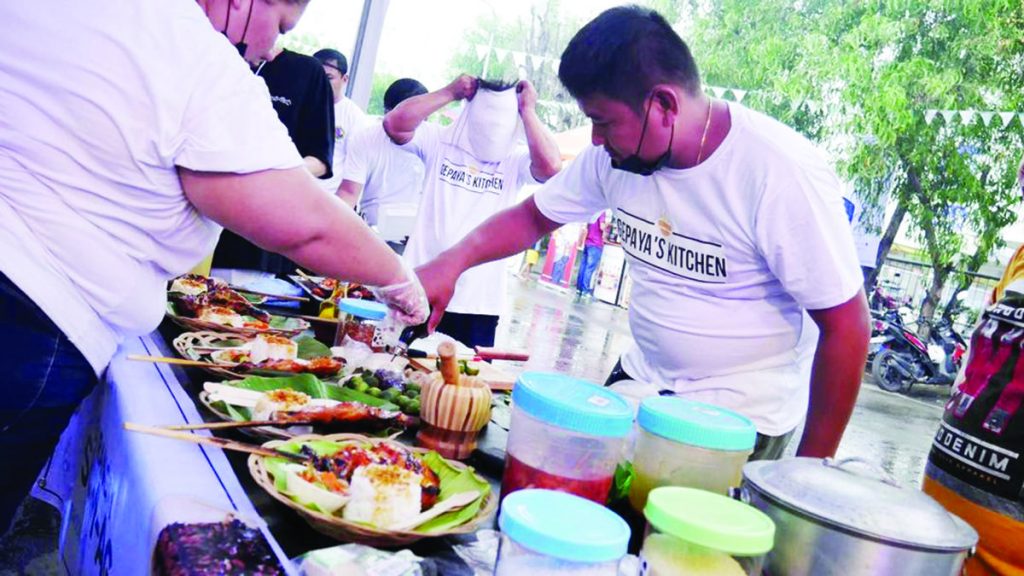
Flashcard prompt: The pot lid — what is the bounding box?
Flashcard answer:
[743,458,978,551]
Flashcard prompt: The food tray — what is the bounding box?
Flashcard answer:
[197,391,295,440]
[248,433,496,548]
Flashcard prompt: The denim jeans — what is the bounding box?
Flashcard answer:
[0,272,97,535]
[576,245,603,294]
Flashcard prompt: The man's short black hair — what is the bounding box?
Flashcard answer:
[383,78,428,112]
[477,78,518,92]
[313,48,348,75]
[558,6,701,113]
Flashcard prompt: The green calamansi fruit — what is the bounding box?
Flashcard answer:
[366,386,382,398]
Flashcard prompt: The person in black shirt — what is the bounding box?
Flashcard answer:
[213,46,335,273]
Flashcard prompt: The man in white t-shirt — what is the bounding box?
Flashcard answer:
[0,0,428,533]
[314,48,373,197]
[384,76,563,347]
[416,7,870,460]
[339,78,429,242]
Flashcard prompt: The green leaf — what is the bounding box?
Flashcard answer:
[228,374,330,399]
[295,336,331,360]
[268,315,307,329]
[608,461,636,505]
[222,402,252,422]
[415,452,491,533]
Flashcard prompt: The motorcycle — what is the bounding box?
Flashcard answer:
[871,317,966,393]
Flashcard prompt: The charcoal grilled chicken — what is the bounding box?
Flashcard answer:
[274,402,414,432]
[234,357,343,377]
[170,287,271,322]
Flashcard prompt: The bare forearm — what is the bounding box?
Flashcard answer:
[383,90,454,144]
[521,108,561,182]
[337,180,363,209]
[181,167,404,287]
[797,292,871,458]
[446,197,559,272]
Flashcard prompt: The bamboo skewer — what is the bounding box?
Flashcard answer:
[127,354,223,368]
[123,422,307,462]
[164,420,293,431]
[272,311,340,324]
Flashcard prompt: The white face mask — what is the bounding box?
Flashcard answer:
[449,88,523,163]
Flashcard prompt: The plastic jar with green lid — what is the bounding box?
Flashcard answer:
[641,486,775,576]
[629,397,756,512]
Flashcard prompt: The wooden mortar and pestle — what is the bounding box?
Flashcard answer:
[416,341,493,459]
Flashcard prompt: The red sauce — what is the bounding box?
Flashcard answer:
[501,453,613,504]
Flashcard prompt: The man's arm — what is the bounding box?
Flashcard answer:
[796,290,871,458]
[517,80,562,183]
[181,166,403,287]
[303,156,327,177]
[337,179,363,209]
[417,196,560,330]
[383,75,477,145]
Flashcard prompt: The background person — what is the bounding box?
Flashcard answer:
[920,155,1024,576]
[415,6,870,460]
[314,48,372,198]
[339,78,429,253]
[383,75,562,347]
[213,43,336,275]
[0,0,427,534]
[575,210,608,299]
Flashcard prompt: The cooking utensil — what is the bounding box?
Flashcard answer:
[740,457,978,576]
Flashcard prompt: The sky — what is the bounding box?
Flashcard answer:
[290,0,626,90]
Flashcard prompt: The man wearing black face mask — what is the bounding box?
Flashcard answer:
[416,6,870,461]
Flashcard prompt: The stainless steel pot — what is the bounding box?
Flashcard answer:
[740,457,977,576]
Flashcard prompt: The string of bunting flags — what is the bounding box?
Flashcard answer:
[472,46,1020,128]
[923,109,1023,129]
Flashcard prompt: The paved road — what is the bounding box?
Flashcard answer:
[495,275,945,487]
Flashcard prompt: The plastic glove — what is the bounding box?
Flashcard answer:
[371,260,429,343]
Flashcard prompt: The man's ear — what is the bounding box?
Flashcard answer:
[342,73,350,85]
[651,85,679,127]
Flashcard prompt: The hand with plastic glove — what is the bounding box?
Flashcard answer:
[370,260,430,346]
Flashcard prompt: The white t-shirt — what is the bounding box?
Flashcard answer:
[403,123,537,316]
[534,103,862,434]
[320,97,372,195]
[342,122,425,226]
[0,0,303,373]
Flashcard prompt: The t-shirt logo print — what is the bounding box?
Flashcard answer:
[614,209,728,284]
[437,158,504,195]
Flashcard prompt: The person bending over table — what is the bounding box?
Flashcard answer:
[415,6,870,461]
[0,0,427,535]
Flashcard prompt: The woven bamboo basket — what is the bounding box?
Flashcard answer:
[172,331,252,380]
[247,433,496,547]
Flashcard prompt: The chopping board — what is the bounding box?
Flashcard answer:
[407,357,516,392]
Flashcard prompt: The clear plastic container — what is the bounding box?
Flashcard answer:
[629,397,756,512]
[496,489,630,576]
[501,373,633,504]
[640,487,774,576]
[333,298,388,351]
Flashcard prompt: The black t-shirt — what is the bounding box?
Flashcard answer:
[261,48,335,174]
[213,49,335,274]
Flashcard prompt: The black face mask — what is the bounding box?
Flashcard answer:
[611,94,675,176]
[222,0,256,59]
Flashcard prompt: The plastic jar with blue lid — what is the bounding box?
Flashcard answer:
[496,489,631,575]
[629,396,757,512]
[333,298,388,351]
[501,372,632,504]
